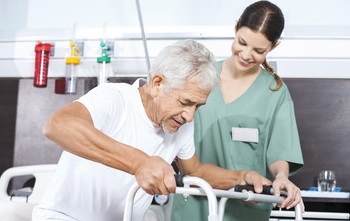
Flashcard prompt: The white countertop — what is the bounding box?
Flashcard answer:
[301,190,350,198]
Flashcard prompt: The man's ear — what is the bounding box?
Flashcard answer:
[150,73,164,97]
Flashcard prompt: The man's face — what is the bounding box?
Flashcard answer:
[153,78,210,133]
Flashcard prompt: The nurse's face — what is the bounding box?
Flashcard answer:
[153,76,210,133]
[231,27,273,71]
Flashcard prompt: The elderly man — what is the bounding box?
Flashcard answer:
[32,40,270,221]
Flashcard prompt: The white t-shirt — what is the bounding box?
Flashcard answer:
[32,80,195,221]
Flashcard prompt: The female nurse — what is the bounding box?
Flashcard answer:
[171,1,304,220]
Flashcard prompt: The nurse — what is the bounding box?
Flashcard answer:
[171,1,304,220]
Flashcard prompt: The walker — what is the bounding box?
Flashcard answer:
[123,174,304,221]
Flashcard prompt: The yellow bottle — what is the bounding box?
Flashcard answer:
[65,41,81,94]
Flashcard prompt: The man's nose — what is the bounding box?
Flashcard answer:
[182,106,196,122]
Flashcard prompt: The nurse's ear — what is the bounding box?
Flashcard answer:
[234,20,239,32]
[270,41,281,52]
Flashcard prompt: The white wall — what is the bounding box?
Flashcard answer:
[3,0,350,29]
[0,0,349,78]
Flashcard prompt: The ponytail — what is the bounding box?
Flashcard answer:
[262,59,283,91]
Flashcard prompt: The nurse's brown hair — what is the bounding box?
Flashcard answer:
[236,0,284,91]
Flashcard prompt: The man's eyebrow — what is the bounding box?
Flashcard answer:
[197,102,206,107]
[185,99,207,106]
[183,99,196,105]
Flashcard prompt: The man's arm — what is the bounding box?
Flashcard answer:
[175,153,272,192]
[43,101,176,195]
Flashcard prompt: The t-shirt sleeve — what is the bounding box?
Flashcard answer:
[76,84,125,132]
[176,122,196,160]
[267,93,304,175]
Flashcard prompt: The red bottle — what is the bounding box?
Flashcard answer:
[33,42,54,87]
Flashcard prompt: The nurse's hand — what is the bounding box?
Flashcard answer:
[272,176,305,212]
[134,156,176,195]
[242,171,272,194]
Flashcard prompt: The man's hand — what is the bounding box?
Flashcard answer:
[134,156,176,195]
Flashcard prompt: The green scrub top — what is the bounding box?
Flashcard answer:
[171,61,304,221]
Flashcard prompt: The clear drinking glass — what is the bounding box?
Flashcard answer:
[317,170,336,192]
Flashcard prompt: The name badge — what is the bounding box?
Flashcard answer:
[232,127,259,143]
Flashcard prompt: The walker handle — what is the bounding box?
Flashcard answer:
[234,185,273,195]
[174,174,186,187]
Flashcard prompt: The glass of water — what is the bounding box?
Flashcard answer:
[318,170,336,192]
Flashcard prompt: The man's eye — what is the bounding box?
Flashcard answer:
[180,101,187,106]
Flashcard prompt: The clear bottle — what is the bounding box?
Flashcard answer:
[97,41,111,85]
[65,42,81,94]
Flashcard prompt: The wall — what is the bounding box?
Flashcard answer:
[0,79,18,174]
[285,79,350,191]
[13,78,96,167]
[2,0,350,28]
[0,0,349,79]
[0,77,96,175]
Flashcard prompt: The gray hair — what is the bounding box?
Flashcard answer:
[147,39,218,93]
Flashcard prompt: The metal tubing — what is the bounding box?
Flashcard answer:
[294,203,303,221]
[218,197,228,221]
[177,176,219,221]
[123,176,220,221]
[271,210,350,220]
[176,186,303,220]
[175,187,285,203]
[123,176,304,221]
[122,182,139,221]
[135,0,151,71]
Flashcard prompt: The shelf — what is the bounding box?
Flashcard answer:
[301,190,350,199]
